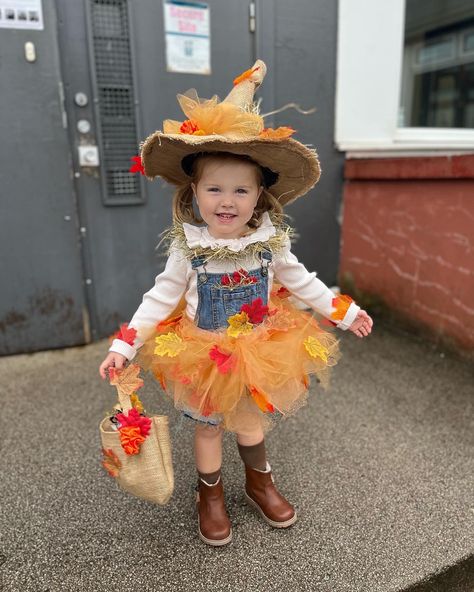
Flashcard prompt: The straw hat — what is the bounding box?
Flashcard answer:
[140,60,320,206]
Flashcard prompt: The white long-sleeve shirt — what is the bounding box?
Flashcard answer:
[109,213,360,360]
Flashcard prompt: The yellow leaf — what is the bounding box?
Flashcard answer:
[154,332,187,357]
[109,363,144,396]
[303,336,329,363]
[226,311,253,338]
[130,393,144,413]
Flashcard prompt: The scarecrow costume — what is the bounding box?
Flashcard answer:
[109,60,360,545]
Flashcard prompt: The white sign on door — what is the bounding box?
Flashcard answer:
[0,0,43,30]
[163,0,210,75]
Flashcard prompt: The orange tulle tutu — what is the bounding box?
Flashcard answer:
[137,293,341,434]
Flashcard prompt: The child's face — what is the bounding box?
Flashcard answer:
[192,159,263,239]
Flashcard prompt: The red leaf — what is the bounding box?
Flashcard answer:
[111,323,137,346]
[240,298,269,324]
[209,345,235,374]
[129,155,145,175]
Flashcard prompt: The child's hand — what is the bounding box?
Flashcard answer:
[348,309,373,338]
[99,352,128,380]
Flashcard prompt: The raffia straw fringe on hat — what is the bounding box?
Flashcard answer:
[140,59,321,206]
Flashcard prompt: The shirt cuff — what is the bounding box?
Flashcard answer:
[336,301,360,331]
[109,338,137,361]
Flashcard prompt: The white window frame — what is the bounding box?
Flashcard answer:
[335,0,474,157]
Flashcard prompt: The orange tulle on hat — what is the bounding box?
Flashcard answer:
[139,60,321,206]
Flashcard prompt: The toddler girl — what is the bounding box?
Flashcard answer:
[99,60,373,546]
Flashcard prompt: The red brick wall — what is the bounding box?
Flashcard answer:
[340,155,474,353]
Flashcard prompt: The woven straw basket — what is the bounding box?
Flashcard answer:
[99,375,174,505]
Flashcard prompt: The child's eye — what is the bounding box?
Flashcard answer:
[236,188,248,194]
[208,187,220,192]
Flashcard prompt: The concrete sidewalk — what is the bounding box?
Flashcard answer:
[0,322,473,592]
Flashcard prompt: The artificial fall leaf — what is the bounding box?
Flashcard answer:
[154,332,187,357]
[265,308,296,335]
[209,345,235,374]
[303,336,329,363]
[302,374,310,390]
[157,313,183,330]
[116,407,151,437]
[240,297,269,324]
[101,448,122,478]
[109,364,144,396]
[130,393,144,413]
[227,311,253,338]
[129,155,145,175]
[119,425,145,455]
[249,385,275,413]
[275,286,291,299]
[110,323,137,346]
[233,66,260,86]
[330,294,354,321]
[259,126,295,140]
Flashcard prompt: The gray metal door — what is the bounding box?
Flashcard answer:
[57,0,255,341]
[0,0,87,355]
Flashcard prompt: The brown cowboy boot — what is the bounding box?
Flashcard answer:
[244,462,297,528]
[196,476,232,546]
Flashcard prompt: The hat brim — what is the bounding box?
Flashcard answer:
[140,133,321,206]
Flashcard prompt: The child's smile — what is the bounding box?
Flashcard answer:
[192,160,263,239]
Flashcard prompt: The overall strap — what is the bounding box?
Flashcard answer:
[259,248,273,276]
[191,255,208,283]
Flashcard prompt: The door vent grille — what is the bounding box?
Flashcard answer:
[89,0,144,204]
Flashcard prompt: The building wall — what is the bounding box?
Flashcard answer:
[339,155,474,353]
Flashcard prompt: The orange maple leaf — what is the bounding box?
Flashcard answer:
[330,294,354,321]
[101,448,122,478]
[259,126,295,140]
[248,385,275,413]
[109,363,144,396]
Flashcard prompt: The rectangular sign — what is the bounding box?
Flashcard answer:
[0,0,43,30]
[163,0,210,75]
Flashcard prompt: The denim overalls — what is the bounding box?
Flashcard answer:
[182,248,273,425]
[191,249,273,330]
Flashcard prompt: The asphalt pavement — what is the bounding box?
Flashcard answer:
[0,322,473,592]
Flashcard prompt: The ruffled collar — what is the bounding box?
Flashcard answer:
[182,211,276,252]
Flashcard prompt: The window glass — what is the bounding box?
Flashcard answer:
[399,0,474,128]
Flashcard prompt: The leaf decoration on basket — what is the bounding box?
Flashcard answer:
[227,311,253,338]
[249,385,275,413]
[209,345,236,374]
[130,393,144,414]
[101,448,122,478]
[330,294,354,321]
[116,408,151,437]
[303,336,329,363]
[154,332,187,357]
[109,364,144,396]
[119,426,146,456]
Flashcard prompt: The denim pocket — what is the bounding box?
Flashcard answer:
[221,286,259,316]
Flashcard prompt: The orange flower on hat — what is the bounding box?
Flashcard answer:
[179,119,206,135]
[101,448,122,478]
[330,294,354,321]
[227,311,253,338]
[119,426,145,455]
